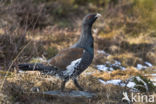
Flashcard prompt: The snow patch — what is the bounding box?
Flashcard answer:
[149,73,156,86]
[98,79,123,86]
[144,62,152,67]
[150,78,156,81]
[99,79,128,87]
[136,62,153,70]
[96,65,108,71]
[150,74,156,76]
[96,60,125,72]
[106,79,123,86]
[98,76,152,91]
[126,82,136,88]
[19,70,25,73]
[97,50,110,56]
[114,60,121,65]
[153,83,156,86]
[136,64,147,70]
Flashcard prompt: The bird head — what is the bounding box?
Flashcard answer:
[82,13,101,26]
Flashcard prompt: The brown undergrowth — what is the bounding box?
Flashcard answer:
[0,0,156,103]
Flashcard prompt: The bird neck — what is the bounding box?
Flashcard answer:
[79,24,93,45]
[72,24,94,54]
[80,25,93,40]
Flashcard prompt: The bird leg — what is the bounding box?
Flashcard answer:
[73,78,84,91]
[61,80,67,92]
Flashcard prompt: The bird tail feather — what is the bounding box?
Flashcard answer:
[18,63,57,74]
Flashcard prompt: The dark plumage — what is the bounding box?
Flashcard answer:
[18,13,101,91]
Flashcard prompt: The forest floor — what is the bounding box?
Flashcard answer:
[0,25,156,104]
[0,1,156,103]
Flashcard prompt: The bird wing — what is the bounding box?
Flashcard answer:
[47,48,84,71]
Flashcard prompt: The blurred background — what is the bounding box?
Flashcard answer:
[0,0,156,68]
[0,0,156,104]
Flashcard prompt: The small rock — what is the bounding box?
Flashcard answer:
[30,87,40,92]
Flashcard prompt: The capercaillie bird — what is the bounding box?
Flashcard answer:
[18,13,101,91]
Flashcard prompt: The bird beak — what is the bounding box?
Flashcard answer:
[95,13,101,18]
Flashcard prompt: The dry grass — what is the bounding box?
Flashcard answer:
[0,71,127,104]
[0,23,156,104]
[1,68,154,104]
[0,24,156,104]
[93,67,141,80]
[0,0,156,103]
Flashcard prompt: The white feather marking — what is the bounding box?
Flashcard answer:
[63,58,81,76]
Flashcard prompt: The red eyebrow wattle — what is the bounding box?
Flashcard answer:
[88,16,91,19]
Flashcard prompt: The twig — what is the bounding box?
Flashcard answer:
[0,41,31,92]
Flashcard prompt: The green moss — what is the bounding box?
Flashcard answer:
[46,47,58,59]
[29,57,46,63]
[0,70,14,78]
[133,75,155,92]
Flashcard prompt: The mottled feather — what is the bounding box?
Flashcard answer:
[48,48,84,71]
